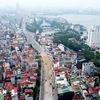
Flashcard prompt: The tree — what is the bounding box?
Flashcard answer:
[53,27,100,67]
[93,59,100,67]
[9,33,14,38]
[26,18,43,33]
[84,50,95,60]
[10,46,15,51]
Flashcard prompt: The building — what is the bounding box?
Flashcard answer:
[88,86,100,100]
[77,50,84,60]
[87,26,100,48]
[82,62,95,76]
[77,59,87,69]
[55,70,74,100]
[16,2,20,13]
[58,44,65,52]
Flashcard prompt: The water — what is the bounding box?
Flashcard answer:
[57,14,100,28]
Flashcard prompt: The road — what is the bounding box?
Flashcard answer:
[40,59,44,100]
[22,16,57,100]
[22,17,45,54]
[41,53,53,100]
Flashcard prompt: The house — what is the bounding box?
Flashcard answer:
[55,70,74,100]
[87,76,99,87]
[28,62,38,69]
[88,86,100,99]
[53,59,60,68]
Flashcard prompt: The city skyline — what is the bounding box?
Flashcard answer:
[0,0,100,10]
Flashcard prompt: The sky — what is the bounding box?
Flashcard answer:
[1,0,100,9]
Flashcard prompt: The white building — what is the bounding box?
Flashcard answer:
[87,26,100,48]
[58,44,65,52]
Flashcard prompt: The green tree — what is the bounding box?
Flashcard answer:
[10,46,15,51]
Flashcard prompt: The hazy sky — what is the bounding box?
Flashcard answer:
[1,0,100,9]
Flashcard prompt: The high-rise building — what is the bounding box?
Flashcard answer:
[82,62,95,76]
[87,26,100,48]
[16,2,20,13]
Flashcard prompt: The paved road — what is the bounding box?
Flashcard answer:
[22,17,45,54]
[40,59,45,100]
[22,16,57,100]
[41,53,53,100]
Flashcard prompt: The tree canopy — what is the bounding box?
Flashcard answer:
[53,29,100,67]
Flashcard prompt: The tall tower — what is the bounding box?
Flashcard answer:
[87,26,100,48]
[16,2,20,13]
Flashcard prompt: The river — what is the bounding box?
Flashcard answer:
[57,14,100,28]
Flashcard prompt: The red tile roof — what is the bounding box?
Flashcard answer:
[85,73,89,77]
[78,69,82,73]
[24,89,33,94]
[73,94,84,100]
[88,86,100,95]
[54,67,58,71]
[0,56,4,59]
[87,77,95,82]
[5,82,14,91]
[53,59,58,63]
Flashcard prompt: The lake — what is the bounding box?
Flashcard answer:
[57,14,100,28]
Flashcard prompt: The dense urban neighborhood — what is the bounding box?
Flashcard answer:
[0,7,99,100]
